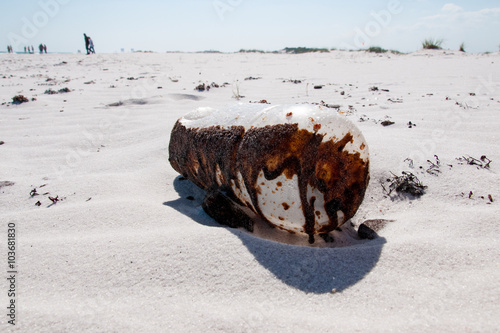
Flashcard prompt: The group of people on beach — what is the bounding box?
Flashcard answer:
[84,33,95,54]
[21,45,47,54]
[5,33,95,54]
[24,46,35,54]
[38,44,48,54]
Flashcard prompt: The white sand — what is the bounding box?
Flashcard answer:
[1,50,499,332]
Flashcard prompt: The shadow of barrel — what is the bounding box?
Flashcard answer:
[163,176,385,294]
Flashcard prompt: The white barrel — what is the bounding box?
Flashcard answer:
[169,103,369,243]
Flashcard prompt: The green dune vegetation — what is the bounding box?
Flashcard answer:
[422,38,444,50]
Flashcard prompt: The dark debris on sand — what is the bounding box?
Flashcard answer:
[384,171,427,197]
[358,219,395,240]
[44,87,71,95]
[12,95,29,104]
[456,155,491,169]
[380,120,395,126]
[0,181,15,189]
[194,82,224,92]
[357,224,378,240]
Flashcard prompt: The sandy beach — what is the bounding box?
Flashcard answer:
[1,50,499,332]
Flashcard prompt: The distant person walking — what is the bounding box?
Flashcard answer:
[39,44,44,54]
[84,33,89,54]
[88,37,95,54]
[84,33,96,54]
[43,44,47,54]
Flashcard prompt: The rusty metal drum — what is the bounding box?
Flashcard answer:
[169,104,369,243]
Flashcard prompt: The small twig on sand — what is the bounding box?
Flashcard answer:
[232,80,243,99]
[426,155,441,175]
[456,155,491,169]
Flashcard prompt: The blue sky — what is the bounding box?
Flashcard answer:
[1,0,499,53]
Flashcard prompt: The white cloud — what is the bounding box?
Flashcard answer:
[441,3,463,13]
[417,6,500,28]
[390,5,500,33]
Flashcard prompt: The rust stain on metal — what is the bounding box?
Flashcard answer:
[169,121,369,244]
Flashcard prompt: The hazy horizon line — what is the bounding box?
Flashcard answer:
[1,47,499,55]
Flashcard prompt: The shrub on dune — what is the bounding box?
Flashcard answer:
[366,46,388,53]
[422,38,443,50]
